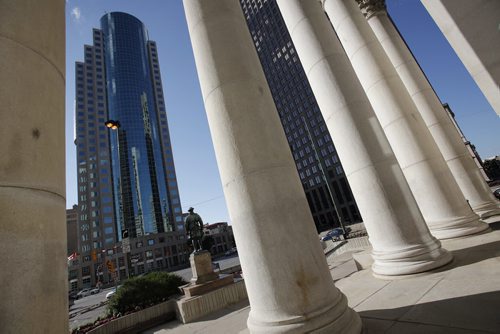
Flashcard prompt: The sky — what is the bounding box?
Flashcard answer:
[65,0,500,225]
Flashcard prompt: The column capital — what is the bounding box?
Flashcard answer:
[355,0,386,19]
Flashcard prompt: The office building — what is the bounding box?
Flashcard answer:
[73,12,187,289]
[66,205,79,256]
[240,0,362,231]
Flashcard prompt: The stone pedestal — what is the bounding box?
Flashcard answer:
[324,0,489,239]
[361,2,500,221]
[0,1,67,333]
[183,0,361,332]
[190,250,219,284]
[276,0,451,277]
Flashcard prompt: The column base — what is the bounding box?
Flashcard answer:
[247,292,361,334]
[471,202,500,221]
[428,214,490,239]
[371,238,453,276]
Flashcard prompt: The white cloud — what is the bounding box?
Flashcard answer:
[71,7,81,22]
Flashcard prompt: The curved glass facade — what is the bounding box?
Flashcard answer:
[101,12,171,238]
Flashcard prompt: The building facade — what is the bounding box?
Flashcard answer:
[203,222,235,256]
[240,0,362,232]
[73,12,187,289]
[66,205,79,256]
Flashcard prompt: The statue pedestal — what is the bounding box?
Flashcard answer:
[180,250,234,298]
[190,250,219,284]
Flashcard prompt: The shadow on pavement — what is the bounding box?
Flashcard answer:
[359,291,500,334]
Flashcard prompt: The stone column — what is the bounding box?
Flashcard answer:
[183,1,361,333]
[0,1,67,333]
[324,0,489,239]
[421,0,500,117]
[276,0,451,277]
[357,0,500,221]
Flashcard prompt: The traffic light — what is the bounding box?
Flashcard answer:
[106,260,115,273]
[91,249,97,262]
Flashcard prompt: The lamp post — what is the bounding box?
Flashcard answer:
[299,114,348,236]
[105,119,131,279]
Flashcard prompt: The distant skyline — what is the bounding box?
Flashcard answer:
[65,0,500,225]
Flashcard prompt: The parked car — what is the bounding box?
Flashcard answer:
[224,247,238,257]
[90,287,100,295]
[106,285,122,300]
[321,228,343,241]
[105,289,116,300]
[76,288,91,299]
[494,188,500,200]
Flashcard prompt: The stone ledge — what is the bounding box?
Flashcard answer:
[86,299,177,334]
[176,279,248,324]
[181,274,234,297]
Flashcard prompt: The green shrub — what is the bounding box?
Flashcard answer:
[107,271,186,314]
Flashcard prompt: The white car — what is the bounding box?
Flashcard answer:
[76,288,91,299]
[90,287,100,295]
[105,290,115,300]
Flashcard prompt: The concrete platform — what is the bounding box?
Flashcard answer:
[144,221,500,334]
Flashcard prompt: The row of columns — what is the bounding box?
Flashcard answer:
[183,1,362,332]
[361,0,500,221]
[184,0,499,333]
[2,0,496,333]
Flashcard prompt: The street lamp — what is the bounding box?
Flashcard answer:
[105,119,121,130]
[104,119,132,277]
[300,115,348,237]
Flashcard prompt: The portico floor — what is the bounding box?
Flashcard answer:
[144,221,500,333]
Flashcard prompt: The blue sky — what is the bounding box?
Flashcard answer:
[65,0,500,225]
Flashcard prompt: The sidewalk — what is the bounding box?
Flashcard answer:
[145,221,500,333]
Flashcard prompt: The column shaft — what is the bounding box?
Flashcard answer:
[324,0,489,239]
[183,0,360,333]
[362,4,500,221]
[0,0,67,333]
[276,0,451,277]
[421,0,500,117]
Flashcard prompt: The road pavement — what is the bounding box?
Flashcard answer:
[68,255,242,331]
[69,288,114,330]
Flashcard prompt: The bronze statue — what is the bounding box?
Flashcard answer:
[185,207,204,252]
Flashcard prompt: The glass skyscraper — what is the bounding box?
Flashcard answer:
[73,12,187,289]
[101,12,183,238]
[240,0,362,232]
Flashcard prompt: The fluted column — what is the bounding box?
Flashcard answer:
[276,0,451,277]
[183,1,361,333]
[421,0,500,117]
[324,0,489,239]
[356,0,500,221]
[0,0,68,333]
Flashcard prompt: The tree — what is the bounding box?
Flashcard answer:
[201,235,215,253]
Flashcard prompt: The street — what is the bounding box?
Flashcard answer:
[68,254,242,331]
[69,288,114,330]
